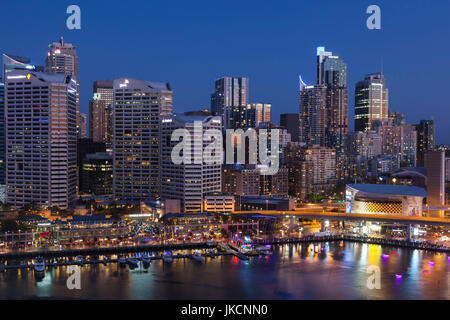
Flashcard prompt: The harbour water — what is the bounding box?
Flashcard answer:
[0,242,449,299]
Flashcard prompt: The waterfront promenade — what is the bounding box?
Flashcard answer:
[1,233,449,261]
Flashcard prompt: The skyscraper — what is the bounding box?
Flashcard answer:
[247,103,271,128]
[81,152,113,195]
[210,77,249,129]
[280,113,300,142]
[425,151,445,216]
[0,78,4,188]
[113,78,173,202]
[161,115,222,212]
[300,48,348,150]
[354,72,389,132]
[45,36,80,138]
[5,70,77,208]
[317,47,348,151]
[317,46,347,87]
[299,78,327,146]
[285,144,337,200]
[1,54,37,186]
[89,81,114,144]
[79,112,87,139]
[414,120,435,167]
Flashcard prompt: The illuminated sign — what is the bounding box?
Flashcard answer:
[7,75,26,79]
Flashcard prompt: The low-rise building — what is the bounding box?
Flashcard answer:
[204,193,235,213]
[345,184,427,216]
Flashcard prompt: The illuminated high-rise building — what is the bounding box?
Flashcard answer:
[210,77,249,129]
[5,70,77,208]
[285,144,337,200]
[316,47,348,152]
[300,47,348,150]
[247,103,271,128]
[354,72,389,132]
[89,81,114,144]
[113,78,173,202]
[0,78,3,187]
[299,77,327,146]
[45,36,81,137]
[79,112,87,139]
[161,115,222,212]
[1,54,38,186]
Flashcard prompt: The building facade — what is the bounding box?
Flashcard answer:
[81,152,113,195]
[113,78,173,202]
[1,54,38,186]
[346,184,426,216]
[285,144,337,200]
[425,151,445,210]
[5,71,77,208]
[280,113,300,142]
[415,120,435,167]
[247,103,271,128]
[89,81,114,144]
[161,115,222,212]
[210,77,249,129]
[299,82,327,146]
[317,47,348,152]
[354,73,389,132]
[45,36,80,138]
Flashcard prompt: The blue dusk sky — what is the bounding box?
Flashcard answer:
[2,0,450,143]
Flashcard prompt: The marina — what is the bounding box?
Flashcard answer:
[0,241,448,300]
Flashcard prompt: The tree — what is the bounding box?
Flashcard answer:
[0,202,12,211]
[1,220,19,232]
[220,228,228,238]
[49,206,60,214]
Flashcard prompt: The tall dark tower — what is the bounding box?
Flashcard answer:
[415,120,435,167]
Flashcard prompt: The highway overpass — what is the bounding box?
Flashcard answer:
[232,211,450,227]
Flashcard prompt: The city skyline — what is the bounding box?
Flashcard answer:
[2,0,449,144]
[0,1,449,303]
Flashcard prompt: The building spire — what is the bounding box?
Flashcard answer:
[60,21,64,45]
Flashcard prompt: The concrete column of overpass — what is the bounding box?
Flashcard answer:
[406,225,416,241]
[320,220,330,232]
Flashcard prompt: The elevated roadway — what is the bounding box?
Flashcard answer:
[233,210,450,227]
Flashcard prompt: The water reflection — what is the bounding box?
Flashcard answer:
[0,242,448,299]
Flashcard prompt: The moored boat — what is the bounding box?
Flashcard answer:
[162,251,173,263]
[34,257,45,273]
[192,251,203,262]
[118,255,127,268]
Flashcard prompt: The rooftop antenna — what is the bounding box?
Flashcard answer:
[380,57,384,75]
[60,19,64,45]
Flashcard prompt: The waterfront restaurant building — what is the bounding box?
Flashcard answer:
[345,184,427,216]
